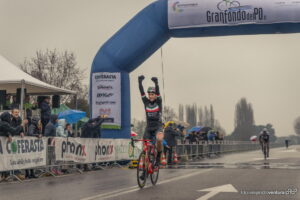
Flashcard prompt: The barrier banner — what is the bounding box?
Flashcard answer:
[91,72,121,129]
[168,0,300,29]
[55,138,143,163]
[0,136,47,171]
[55,137,115,163]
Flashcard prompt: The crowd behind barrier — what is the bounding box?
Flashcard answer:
[0,136,285,182]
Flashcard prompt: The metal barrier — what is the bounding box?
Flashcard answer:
[175,141,283,160]
[0,138,285,182]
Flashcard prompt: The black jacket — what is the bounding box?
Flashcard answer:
[44,115,58,137]
[11,115,24,136]
[81,117,105,138]
[164,126,180,147]
[0,112,22,137]
[28,116,41,137]
[40,101,51,121]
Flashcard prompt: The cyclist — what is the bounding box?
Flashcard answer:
[138,75,164,168]
[259,128,270,157]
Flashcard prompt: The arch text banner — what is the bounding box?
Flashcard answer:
[168,0,300,29]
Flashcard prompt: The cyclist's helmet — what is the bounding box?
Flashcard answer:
[147,87,156,94]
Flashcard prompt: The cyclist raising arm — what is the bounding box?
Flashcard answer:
[138,75,164,166]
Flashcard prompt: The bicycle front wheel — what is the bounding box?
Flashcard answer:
[150,152,159,185]
[137,152,147,188]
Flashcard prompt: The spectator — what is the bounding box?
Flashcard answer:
[81,115,107,138]
[24,95,37,126]
[0,112,23,180]
[185,131,197,144]
[208,130,216,142]
[26,116,41,179]
[177,125,185,144]
[11,108,27,137]
[65,123,74,137]
[164,122,180,165]
[44,114,58,137]
[56,119,67,137]
[40,96,51,134]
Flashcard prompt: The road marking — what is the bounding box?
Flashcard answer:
[80,169,212,200]
[196,184,238,200]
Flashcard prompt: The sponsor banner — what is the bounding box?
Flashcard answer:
[114,139,143,160]
[55,138,142,163]
[92,72,121,129]
[55,137,91,163]
[168,0,300,29]
[94,139,115,162]
[0,136,47,171]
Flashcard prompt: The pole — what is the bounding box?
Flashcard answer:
[20,80,25,119]
[75,94,78,137]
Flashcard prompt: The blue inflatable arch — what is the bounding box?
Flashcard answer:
[91,0,300,138]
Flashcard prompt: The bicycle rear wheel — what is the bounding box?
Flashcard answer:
[137,152,147,188]
[150,151,159,185]
[263,143,267,160]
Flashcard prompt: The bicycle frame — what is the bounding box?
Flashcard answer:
[132,139,157,174]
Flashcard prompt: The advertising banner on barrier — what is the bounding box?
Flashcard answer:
[0,137,47,171]
[91,72,121,129]
[55,138,142,163]
[168,0,300,29]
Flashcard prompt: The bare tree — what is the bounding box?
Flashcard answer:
[178,104,184,121]
[19,49,86,102]
[164,106,178,122]
[210,104,215,128]
[294,116,300,135]
[198,107,204,126]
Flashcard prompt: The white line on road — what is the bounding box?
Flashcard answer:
[80,169,212,200]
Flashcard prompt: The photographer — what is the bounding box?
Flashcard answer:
[81,115,107,138]
[164,121,180,165]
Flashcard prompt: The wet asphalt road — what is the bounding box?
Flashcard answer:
[1,145,299,200]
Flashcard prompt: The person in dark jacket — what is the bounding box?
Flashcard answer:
[164,122,180,164]
[40,97,51,134]
[0,112,22,141]
[81,115,107,138]
[26,116,41,179]
[10,108,27,137]
[44,114,58,137]
[0,112,22,180]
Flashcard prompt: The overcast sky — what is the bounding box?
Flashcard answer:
[0,0,300,136]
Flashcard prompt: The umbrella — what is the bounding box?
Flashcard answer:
[250,135,257,141]
[187,126,203,133]
[58,109,86,124]
[131,131,138,137]
[199,127,212,133]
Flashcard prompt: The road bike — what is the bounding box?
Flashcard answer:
[262,141,268,160]
[131,139,159,188]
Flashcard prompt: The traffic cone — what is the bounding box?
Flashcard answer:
[173,152,178,164]
[139,158,144,169]
[161,153,167,165]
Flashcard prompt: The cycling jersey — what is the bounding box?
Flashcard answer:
[259,132,270,143]
[139,80,163,139]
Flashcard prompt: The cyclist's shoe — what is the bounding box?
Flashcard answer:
[140,171,146,181]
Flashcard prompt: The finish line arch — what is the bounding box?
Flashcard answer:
[90,0,300,138]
